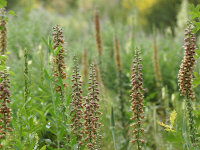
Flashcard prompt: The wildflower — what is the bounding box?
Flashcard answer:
[52,25,66,100]
[130,49,145,149]
[178,23,196,100]
[0,8,7,55]
[83,64,102,149]
[71,57,84,147]
[178,22,197,145]
[157,110,177,132]
[0,69,12,148]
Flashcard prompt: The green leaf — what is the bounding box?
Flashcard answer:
[40,145,46,150]
[42,37,53,54]
[44,69,51,82]
[55,44,61,56]
[0,0,7,8]
[8,10,16,16]
[4,17,8,22]
[193,22,200,33]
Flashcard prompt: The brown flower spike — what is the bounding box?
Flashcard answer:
[94,9,103,56]
[130,49,145,149]
[0,8,7,55]
[152,36,162,87]
[81,49,89,82]
[71,57,84,147]
[178,23,196,100]
[52,25,66,99]
[113,36,122,72]
[178,23,198,145]
[83,64,102,149]
[0,69,12,148]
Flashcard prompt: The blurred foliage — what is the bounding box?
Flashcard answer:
[6,0,200,33]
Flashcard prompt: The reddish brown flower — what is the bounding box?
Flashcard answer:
[52,25,66,99]
[130,49,145,149]
[0,69,12,148]
[83,64,102,149]
[71,57,84,147]
[178,23,196,100]
[0,8,7,55]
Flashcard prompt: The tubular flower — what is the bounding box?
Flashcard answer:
[0,69,12,148]
[52,25,66,97]
[130,49,145,149]
[0,8,7,55]
[178,23,196,100]
[71,57,84,146]
[83,64,103,149]
[94,9,103,56]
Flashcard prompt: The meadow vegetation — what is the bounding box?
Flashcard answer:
[0,0,200,150]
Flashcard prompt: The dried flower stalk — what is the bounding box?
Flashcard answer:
[81,49,89,82]
[52,25,66,100]
[113,36,122,72]
[94,9,103,57]
[71,57,84,148]
[130,49,145,150]
[83,64,102,149]
[152,36,162,87]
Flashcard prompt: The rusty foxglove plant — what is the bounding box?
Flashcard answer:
[71,57,84,148]
[83,64,103,150]
[52,25,66,101]
[130,49,145,150]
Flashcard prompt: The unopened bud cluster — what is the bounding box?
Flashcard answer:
[0,69,12,148]
[178,23,196,100]
[71,57,84,146]
[130,49,145,148]
[83,64,102,149]
[52,25,66,94]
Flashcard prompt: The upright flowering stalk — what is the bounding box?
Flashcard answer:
[71,57,84,148]
[113,36,122,72]
[0,69,12,148]
[83,64,102,149]
[94,9,103,57]
[178,23,197,145]
[152,36,162,88]
[52,25,66,101]
[81,49,89,82]
[24,49,29,102]
[0,8,7,55]
[130,49,145,150]
[113,36,129,148]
